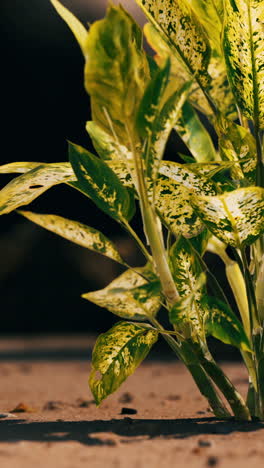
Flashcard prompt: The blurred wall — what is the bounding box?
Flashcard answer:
[0,1,205,334]
[0,1,147,334]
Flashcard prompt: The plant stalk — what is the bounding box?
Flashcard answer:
[150,318,231,419]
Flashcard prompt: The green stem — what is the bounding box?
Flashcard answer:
[240,248,260,330]
[255,130,264,188]
[196,344,251,421]
[150,318,231,419]
[126,122,180,306]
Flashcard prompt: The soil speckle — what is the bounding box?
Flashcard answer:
[120,407,137,415]
[118,392,133,404]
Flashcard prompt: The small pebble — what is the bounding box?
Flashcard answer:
[10,403,36,413]
[167,394,181,401]
[198,440,212,448]
[207,456,219,467]
[120,407,137,415]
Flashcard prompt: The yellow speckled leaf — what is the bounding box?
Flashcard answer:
[136,0,211,88]
[86,121,133,161]
[192,187,264,247]
[155,163,216,237]
[0,163,75,215]
[217,117,257,183]
[89,322,158,404]
[83,268,161,321]
[18,211,125,264]
[185,0,223,53]
[50,0,88,55]
[169,237,206,338]
[0,162,42,174]
[223,0,264,127]
[84,5,150,143]
[144,23,236,120]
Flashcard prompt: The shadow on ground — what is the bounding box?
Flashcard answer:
[0,418,263,446]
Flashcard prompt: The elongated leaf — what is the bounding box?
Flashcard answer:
[169,237,206,338]
[217,117,257,183]
[69,142,135,222]
[136,59,171,141]
[0,162,42,174]
[148,81,192,180]
[223,0,264,127]
[138,72,192,180]
[204,296,251,351]
[175,102,218,162]
[83,268,161,321]
[154,162,216,237]
[192,187,264,247]
[136,0,211,88]
[86,121,133,161]
[144,23,236,120]
[50,0,88,54]
[89,321,158,405]
[185,0,223,52]
[0,163,75,215]
[18,210,125,264]
[84,5,150,143]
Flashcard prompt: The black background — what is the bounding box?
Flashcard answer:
[0,1,231,343]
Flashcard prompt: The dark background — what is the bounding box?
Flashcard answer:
[0,1,231,344]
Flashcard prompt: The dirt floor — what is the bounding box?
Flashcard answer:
[0,336,263,468]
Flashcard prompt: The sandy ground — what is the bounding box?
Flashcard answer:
[0,336,263,468]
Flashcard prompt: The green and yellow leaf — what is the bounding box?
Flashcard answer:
[18,211,125,264]
[83,268,161,321]
[216,117,257,183]
[175,102,218,162]
[204,296,251,351]
[169,237,207,338]
[89,321,158,404]
[0,162,42,174]
[192,187,264,247]
[185,0,223,53]
[0,163,75,215]
[50,0,88,54]
[86,121,133,162]
[69,142,135,222]
[136,0,211,88]
[84,5,150,143]
[223,0,264,127]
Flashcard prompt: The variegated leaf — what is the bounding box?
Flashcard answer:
[216,117,257,183]
[69,142,135,222]
[89,321,158,404]
[50,0,88,54]
[84,5,150,143]
[83,268,161,321]
[155,163,216,237]
[0,162,42,174]
[136,0,211,88]
[86,121,133,161]
[137,67,192,180]
[0,163,75,215]
[204,296,251,351]
[192,187,264,247]
[169,237,207,338]
[175,102,218,162]
[185,0,223,52]
[223,0,264,127]
[144,23,236,120]
[18,211,125,264]
[148,81,192,180]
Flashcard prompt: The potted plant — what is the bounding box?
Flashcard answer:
[0,0,264,421]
